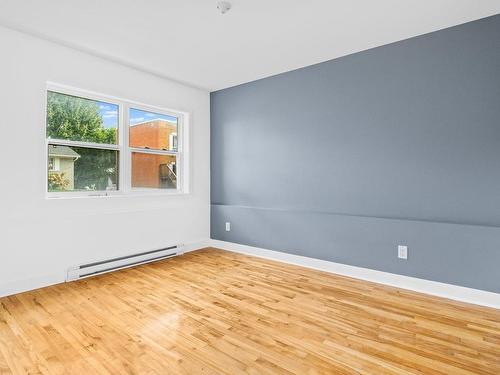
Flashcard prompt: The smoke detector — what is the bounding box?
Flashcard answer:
[217,1,231,15]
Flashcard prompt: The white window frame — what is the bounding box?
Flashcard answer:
[45,82,189,198]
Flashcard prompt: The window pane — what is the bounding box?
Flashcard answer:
[131,152,177,189]
[129,108,178,151]
[47,145,118,192]
[46,91,118,144]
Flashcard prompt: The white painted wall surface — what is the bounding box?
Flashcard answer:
[0,26,210,296]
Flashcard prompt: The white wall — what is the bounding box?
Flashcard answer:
[0,26,210,296]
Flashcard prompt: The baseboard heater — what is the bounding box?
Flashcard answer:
[66,245,183,281]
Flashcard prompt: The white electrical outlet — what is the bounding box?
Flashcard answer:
[225,222,231,232]
[398,245,408,260]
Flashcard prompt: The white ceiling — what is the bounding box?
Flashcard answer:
[1,0,499,91]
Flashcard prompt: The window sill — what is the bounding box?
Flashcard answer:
[45,190,190,200]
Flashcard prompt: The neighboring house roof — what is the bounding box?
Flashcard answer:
[48,145,80,159]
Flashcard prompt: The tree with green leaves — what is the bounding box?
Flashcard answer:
[47,92,118,190]
[47,91,117,144]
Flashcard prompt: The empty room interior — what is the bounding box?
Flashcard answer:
[1,1,500,374]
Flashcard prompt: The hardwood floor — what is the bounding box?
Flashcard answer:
[0,248,499,374]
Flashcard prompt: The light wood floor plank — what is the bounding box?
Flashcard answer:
[0,248,499,374]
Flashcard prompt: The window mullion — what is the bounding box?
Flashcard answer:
[129,147,178,156]
[47,139,120,150]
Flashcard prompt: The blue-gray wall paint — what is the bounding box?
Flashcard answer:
[210,15,500,293]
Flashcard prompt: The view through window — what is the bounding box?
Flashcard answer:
[46,91,119,192]
[46,87,184,196]
[129,108,178,189]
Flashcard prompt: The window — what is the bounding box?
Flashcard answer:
[170,133,178,151]
[48,157,59,171]
[46,84,187,197]
[129,108,179,190]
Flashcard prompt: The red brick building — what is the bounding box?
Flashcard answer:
[130,119,177,188]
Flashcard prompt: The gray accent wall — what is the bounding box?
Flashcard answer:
[210,15,500,293]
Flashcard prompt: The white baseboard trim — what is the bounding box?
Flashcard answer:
[3,239,498,309]
[208,239,500,309]
[0,239,211,299]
